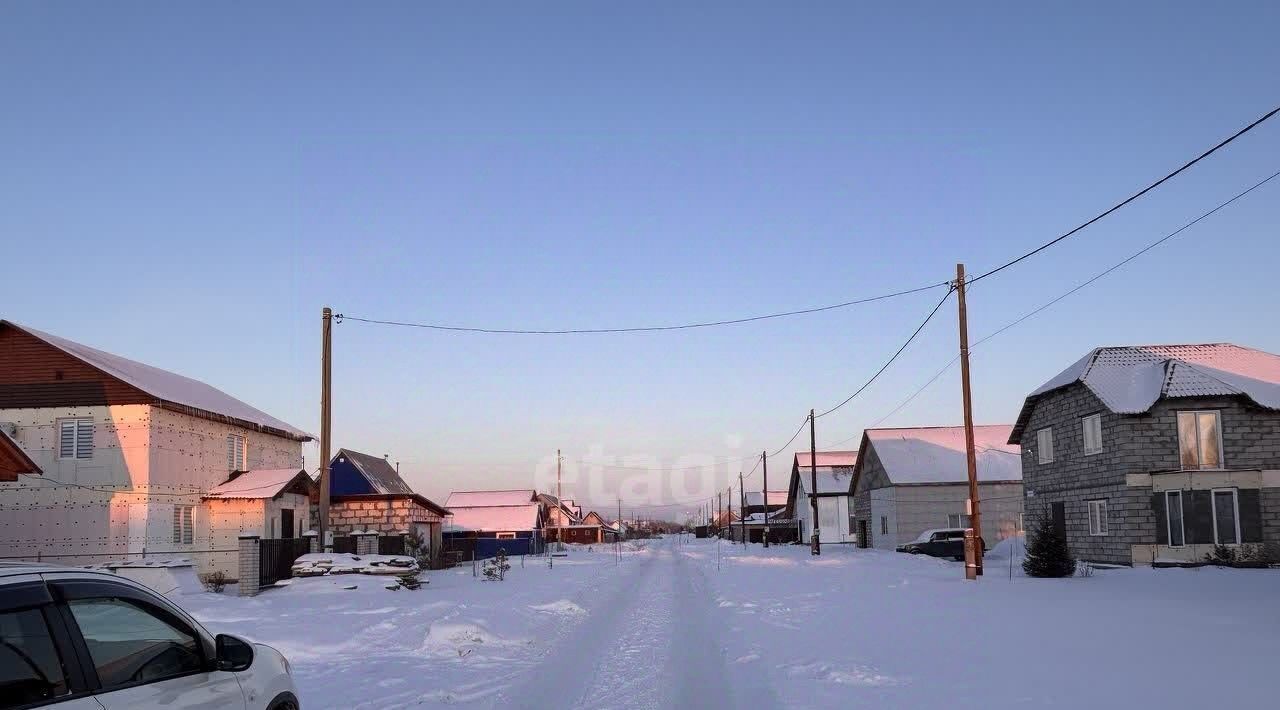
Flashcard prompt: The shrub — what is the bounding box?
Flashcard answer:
[198,571,228,593]
[1022,514,1077,578]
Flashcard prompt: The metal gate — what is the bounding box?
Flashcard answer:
[259,537,312,587]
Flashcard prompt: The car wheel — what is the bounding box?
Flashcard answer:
[909,549,922,554]
[267,692,300,710]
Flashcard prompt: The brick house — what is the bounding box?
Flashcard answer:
[1010,344,1280,565]
[325,448,449,561]
[0,320,311,574]
[851,425,1023,550]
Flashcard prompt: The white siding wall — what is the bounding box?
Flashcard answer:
[870,488,900,550]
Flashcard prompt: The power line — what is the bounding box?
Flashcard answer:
[335,281,949,335]
[967,104,1280,286]
[815,286,955,419]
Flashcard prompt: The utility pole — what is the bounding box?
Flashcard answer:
[739,472,746,546]
[319,307,333,549]
[809,409,821,556]
[727,486,734,543]
[717,491,722,536]
[555,449,562,549]
[761,451,770,548]
[956,263,983,578]
[616,497,622,565]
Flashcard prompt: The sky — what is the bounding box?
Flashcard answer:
[3,2,1279,514]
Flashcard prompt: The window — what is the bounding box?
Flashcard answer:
[496,532,516,540]
[1082,414,1103,455]
[1165,491,1185,547]
[226,434,246,471]
[1212,488,1240,545]
[947,513,972,528]
[880,516,888,536]
[1088,500,1108,536]
[1177,411,1223,469]
[67,598,203,690]
[59,418,94,459]
[1037,427,1054,464]
[0,607,69,706]
[171,505,193,545]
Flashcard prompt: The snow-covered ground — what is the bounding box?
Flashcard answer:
[181,537,1280,709]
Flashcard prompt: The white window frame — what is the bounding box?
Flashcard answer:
[947,513,972,529]
[1037,427,1054,464]
[1176,410,1224,470]
[1082,414,1103,456]
[1087,499,1108,536]
[58,418,94,460]
[226,434,246,471]
[171,505,194,545]
[495,532,516,540]
[1210,487,1241,546]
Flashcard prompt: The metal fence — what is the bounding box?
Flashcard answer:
[258,538,311,587]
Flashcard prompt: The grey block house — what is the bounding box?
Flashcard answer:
[851,425,1024,550]
[1009,344,1280,565]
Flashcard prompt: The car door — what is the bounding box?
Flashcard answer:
[0,576,103,709]
[49,579,246,710]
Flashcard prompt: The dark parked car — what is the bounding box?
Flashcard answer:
[896,528,986,561]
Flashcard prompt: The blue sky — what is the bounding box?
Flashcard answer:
[3,2,1278,511]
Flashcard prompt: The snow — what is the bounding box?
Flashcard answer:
[865,425,1022,483]
[290,553,418,577]
[204,468,306,499]
[177,537,1280,708]
[445,490,537,508]
[11,321,312,440]
[443,503,540,532]
[794,451,857,468]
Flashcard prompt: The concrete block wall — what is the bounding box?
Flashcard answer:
[237,534,260,597]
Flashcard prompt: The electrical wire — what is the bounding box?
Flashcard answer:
[335,281,949,335]
[967,104,1280,286]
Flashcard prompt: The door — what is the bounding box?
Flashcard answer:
[64,596,246,710]
[0,601,104,708]
[857,520,869,548]
[280,508,295,539]
[1051,502,1067,539]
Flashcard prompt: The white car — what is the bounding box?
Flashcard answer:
[0,563,298,710]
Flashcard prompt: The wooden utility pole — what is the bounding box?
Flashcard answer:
[555,449,562,547]
[761,451,770,548]
[616,497,622,565]
[739,473,747,545]
[809,409,820,556]
[319,307,333,549]
[956,263,983,578]
[728,486,734,543]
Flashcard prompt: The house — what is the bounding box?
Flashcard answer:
[325,448,449,561]
[0,321,311,572]
[581,511,617,543]
[204,468,315,572]
[742,490,788,517]
[537,492,582,541]
[785,451,858,545]
[442,489,544,559]
[850,425,1024,550]
[0,427,41,480]
[1010,343,1280,566]
[731,491,791,543]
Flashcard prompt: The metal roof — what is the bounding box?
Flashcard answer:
[859,425,1021,485]
[1011,344,1280,443]
[447,490,538,508]
[333,449,415,495]
[204,469,312,500]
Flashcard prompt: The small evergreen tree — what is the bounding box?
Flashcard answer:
[1022,514,1076,578]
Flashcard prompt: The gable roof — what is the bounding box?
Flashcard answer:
[0,429,41,481]
[794,451,858,469]
[204,468,314,500]
[536,493,582,523]
[856,425,1021,486]
[332,448,415,495]
[2,321,311,441]
[742,491,788,508]
[447,489,538,508]
[581,511,609,527]
[444,503,541,532]
[1010,344,1280,443]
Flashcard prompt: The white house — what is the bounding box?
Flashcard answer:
[785,451,858,545]
[0,320,312,574]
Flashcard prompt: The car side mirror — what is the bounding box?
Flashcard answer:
[215,634,254,672]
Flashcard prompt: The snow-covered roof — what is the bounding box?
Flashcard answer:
[204,469,312,499]
[444,503,541,532]
[742,491,788,508]
[447,490,537,508]
[333,448,414,495]
[4,321,311,441]
[1011,344,1280,443]
[862,425,1021,485]
[794,451,858,468]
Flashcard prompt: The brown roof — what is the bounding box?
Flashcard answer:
[0,430,41,481]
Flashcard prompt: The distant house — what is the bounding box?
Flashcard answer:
[785,451,857,545]
[443,489,544,559]
[851,425,1023,551]
[204,468,316,569]
[1010,344,1280,565]
[0,321,311,572]
[325,449,449,561]
[537,492,581,539]
[0,428,40,481]
[581,511,617,543]
[735,491,791,544]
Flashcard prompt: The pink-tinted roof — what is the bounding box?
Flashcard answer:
[444,503,540,532]
[864,425,1020,484]
[742,491,788,507]
[204,469,310,499]
[444,490,537,508]
[794,451,858,468]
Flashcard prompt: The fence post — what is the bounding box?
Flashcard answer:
[238,534,261,597]
[354,530,377,556]
[303,530,319,554]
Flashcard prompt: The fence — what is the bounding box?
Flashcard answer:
[258,538,312,587]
